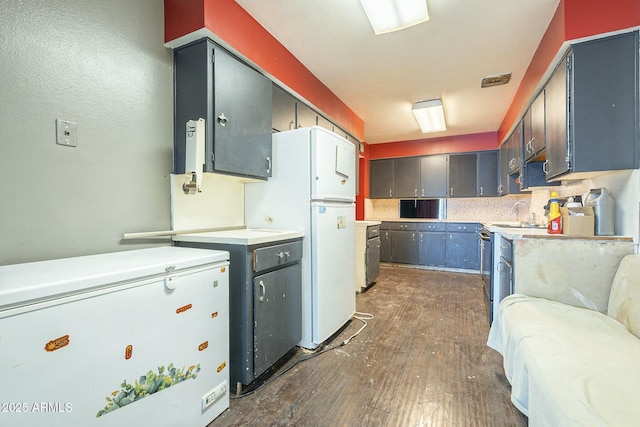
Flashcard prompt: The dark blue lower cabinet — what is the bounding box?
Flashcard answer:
[383,222,480,271]
[390,231,418,264]
[418,232,446,267]
[445,232,479,270]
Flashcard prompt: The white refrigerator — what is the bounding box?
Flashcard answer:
[0,247,230,427]
[245,126,356,349]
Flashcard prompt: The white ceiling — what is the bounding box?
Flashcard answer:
[235,0,561,144]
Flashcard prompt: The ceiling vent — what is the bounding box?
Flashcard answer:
[481,73,512,88]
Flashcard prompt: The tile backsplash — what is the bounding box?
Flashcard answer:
[365,179,594,225]
[366,195,538,223]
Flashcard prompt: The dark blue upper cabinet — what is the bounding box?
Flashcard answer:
[545,31,639,181]
[174,38,273,180]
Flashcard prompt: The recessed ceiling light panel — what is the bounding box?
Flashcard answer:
[481,73,512,88]
[412,99,446,133]
[360,0,429,35]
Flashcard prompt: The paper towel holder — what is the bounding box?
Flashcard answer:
[183,118,205,195]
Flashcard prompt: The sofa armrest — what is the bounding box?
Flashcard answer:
[608,254,640,339]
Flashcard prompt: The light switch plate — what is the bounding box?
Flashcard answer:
[56,119,77,147]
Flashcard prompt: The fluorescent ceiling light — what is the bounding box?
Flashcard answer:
[360,0,429,35]
[412,99,446,133]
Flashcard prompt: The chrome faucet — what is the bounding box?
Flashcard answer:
[511,200,534,224]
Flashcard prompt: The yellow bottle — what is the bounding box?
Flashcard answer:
[547,191,562,234]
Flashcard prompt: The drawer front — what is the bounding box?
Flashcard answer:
[367,225,380,239]
[391,222,417,231]
[380,221,392,230]
[417,222,446,232]
[253,240,303,272]
[446,222,480,233]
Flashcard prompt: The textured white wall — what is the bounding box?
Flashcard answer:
[0,0,173,264]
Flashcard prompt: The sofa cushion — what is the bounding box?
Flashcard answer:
[488,294,640,426]
[608,254,640,340]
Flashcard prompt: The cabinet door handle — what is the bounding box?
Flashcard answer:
[450,187,453,196]
[543,160,549,175]
[498,184,503,194]
[389,189,392,197]
[421,189,425,197]
[266,156,272,173]
[217,113,229,126]
[414,189,417,197]
[258,280,266,302]
[479,186,484,196]
[526,139,533,154]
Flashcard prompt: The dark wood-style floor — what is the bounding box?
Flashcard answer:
[209,266,527,427]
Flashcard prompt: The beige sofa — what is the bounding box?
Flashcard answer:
[488,254,640,426]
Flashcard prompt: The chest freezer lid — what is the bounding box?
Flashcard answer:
[0,247,229,310]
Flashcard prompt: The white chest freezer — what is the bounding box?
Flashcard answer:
[0,246,229,427]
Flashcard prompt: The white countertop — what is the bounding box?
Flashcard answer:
[356,220,381,227]
[172,228,305,246]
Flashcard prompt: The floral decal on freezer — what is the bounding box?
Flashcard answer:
[96,363,201,417]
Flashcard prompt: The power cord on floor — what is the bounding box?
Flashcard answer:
[231,311,374,399]
[340,311,374,346]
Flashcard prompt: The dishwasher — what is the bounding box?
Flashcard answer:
[365,224,381,286]
[355,222,381,292]
[479,226,493,322]
[0,247,230,427]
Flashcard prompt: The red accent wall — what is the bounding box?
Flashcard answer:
[564,0,640,40]
[164,0,365,141]
[368,132,498,160]
[164,0,203,41]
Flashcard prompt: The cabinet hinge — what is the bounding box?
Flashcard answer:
[211,49,215,63]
